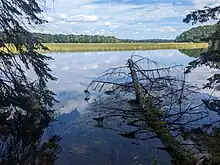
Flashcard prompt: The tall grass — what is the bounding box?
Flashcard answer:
[1,43,208,53]
[41,43,208,52]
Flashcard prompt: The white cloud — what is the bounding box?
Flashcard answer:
[70,22,78,25]
[103,21,111,26]
[143,26,176,33]
[155,26,176,32]
[35,0,201,39]
[56,13,98,23]
[82,30,91,34]
[133,31,140,35]
[68,15,98,22]
[57,13,67,19]
[59,21,66,24]
[193,0,220,8]
[46,16,54,22]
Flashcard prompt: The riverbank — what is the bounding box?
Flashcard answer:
[41,43,208,52]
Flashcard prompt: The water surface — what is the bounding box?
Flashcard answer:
[41,50,218,165]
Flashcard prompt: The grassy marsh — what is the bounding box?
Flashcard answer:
[41,43,208,52]
[1,43,209,53]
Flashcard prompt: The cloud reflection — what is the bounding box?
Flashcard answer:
[39,50,219,115]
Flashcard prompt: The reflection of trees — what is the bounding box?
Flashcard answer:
[86,55,220,164]
[0,0,61,164]
[179,48,208,58]
[0,108,61,165]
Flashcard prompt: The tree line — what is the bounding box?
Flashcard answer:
[121,38,174,43]
[34,33,175,43]
[34,33,121,43]
[0,32,174,43]
[175,24,219,42]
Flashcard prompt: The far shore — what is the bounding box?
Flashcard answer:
[40,42,208,52]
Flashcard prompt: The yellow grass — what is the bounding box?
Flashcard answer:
[1,43,208,53]
[41,43,208,52]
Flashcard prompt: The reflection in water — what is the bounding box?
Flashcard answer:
[50,111,172,165]
[85,55,220,164]
[0,110,61,165]
[46,50,218,114]
[178,48,208,58]
[22,50,219,165]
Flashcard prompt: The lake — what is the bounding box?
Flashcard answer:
[39,50,218,165]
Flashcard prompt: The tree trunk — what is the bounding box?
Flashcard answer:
[128,59,143,105]
[127,58,198,165]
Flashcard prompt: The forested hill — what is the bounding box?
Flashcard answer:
[32,33,174,43]
[175,24,219,42]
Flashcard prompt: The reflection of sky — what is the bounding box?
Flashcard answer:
[40,50,219,165]
[42,50,218,114]
[45,109,171,165]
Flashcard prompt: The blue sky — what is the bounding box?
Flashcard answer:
[35,0,220,39]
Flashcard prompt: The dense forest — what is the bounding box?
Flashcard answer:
[35,33,175,43]
[34,33,121,43]
[176,24,219,42]
[0,32,174,43]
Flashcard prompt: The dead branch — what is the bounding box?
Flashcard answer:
[86,55,220,164]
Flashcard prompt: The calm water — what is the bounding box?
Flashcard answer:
[38,50,218,165]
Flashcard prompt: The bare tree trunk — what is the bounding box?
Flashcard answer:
[128,58,198,165]
[128,59,143,105]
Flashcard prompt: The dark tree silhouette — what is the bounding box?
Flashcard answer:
[0,110,61,165]
[184,6,220,25]
[0,0,61,164]
[0,0,57,124]
[184,5,220,113]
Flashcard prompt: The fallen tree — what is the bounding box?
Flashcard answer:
[85,55,220,165]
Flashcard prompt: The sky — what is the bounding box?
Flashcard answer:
[34,0,220,39]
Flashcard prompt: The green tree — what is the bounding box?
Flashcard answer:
[184,6,220,90]
[0,0,57,120]
[0,0,60,164]
[183,7,220,162]
[175,24,219,42]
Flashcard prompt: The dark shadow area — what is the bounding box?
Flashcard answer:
[179,48,208,58]
[44,107,171,165]
[0,111,61,165]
